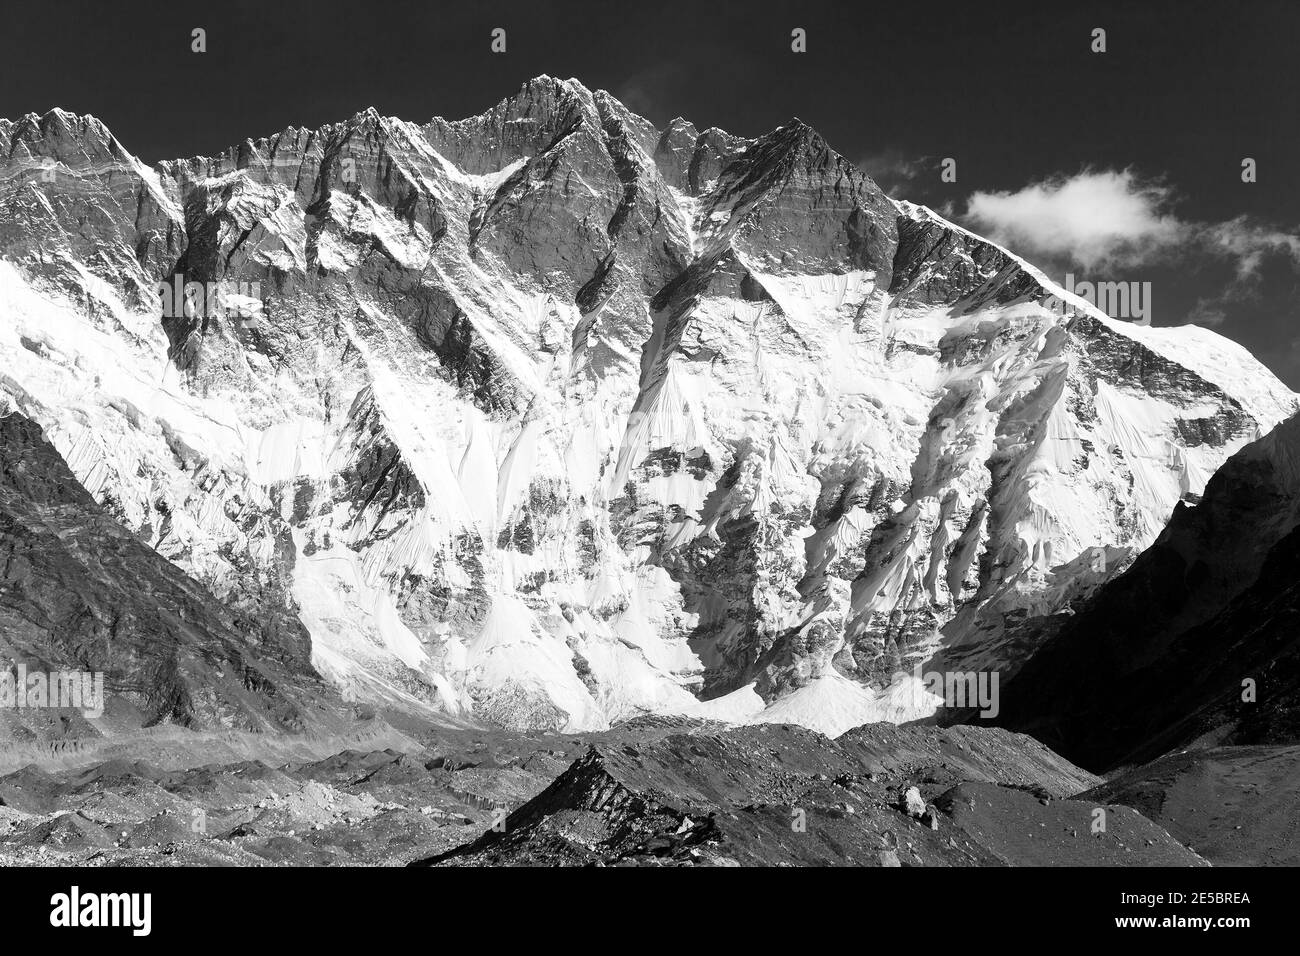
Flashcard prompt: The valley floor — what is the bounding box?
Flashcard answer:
[0,715,1285,867]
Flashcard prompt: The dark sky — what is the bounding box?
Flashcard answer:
[5,0,1299,384]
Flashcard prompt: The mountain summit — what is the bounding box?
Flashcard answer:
[1,77,1294,735]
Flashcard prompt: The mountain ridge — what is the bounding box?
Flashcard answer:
[1,75,1295,737]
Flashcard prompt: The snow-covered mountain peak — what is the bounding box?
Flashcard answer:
[1,82,1294,738]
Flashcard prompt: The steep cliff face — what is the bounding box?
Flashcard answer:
[1,77,1294,734]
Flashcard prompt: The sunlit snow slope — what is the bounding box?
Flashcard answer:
[1,80,1294,735]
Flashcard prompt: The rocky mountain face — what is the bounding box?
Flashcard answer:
[0,412,349,738]
[989,413,1300,771]
[1,77,1295,736]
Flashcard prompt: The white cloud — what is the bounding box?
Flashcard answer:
[858,148,934,198]
[1186,298,1229,327]
[960,168,1300,279]
[963,169,1181,270]
[1203,216,1300,279]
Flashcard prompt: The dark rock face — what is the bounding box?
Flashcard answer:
[889,215,1037,309]
[988,414,1300,772]
[0,412,345,736]
[697,119,897,276]
[0,110,182,309]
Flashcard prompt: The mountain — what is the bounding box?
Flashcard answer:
[0,411,349,738]
[1,77,1295,735]
[989,412,1300,771]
